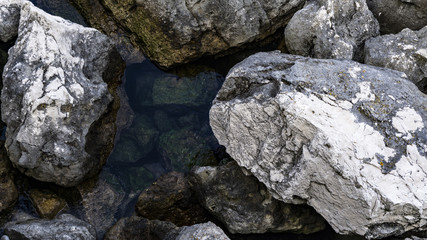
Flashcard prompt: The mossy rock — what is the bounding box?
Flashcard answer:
[152,71,222,107]
[109,114,159,164]
[158,128,216,172]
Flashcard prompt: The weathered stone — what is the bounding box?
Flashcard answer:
[0,0,22,42]
[29,189,67,219]
[1,1,124,186]
[366,0,427,34]
[4,214,96,240]
[365,26,427,93]
[210,52,427,238]
[152,71,222,106]
[77,178,125,238]
[285,0,379,61]
[104,216,180,240]
[175,221,230,240]
[71,0,305,68]
[136,171,208,226]
[189,161,325,234]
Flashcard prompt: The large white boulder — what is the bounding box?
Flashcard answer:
[210,51,427,238]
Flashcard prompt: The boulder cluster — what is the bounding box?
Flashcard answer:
[0,0,426,239]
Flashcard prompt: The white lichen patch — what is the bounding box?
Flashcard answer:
[392,107,423,137]
[348,66,361,79]
[351,81,375,104]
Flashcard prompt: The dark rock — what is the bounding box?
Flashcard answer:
[104,216,179,240]
[285,0,379,61]
[4,214,96,240]
[0,147,18,213]
[366,0,427,34]
[365,26,427,93]
[136,171,208,226]
[189,161,326,234]
[1,1,124,186]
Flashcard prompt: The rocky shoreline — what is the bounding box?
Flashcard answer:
[1,0,426,239]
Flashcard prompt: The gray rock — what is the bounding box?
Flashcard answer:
[0,0,22,42]
[366,0,427,34]
[1,1,124,186]
[175,221,230,240]
[189,161,326,234]
[365,26,427,93]
[4,214,96,240]
[210,51,427,238]
[285,0,379,61]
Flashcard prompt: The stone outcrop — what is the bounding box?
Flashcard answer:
[70,0,305,68]
[365,26,427,93]
[136,171,208,226]
[366,0,427,34]
[3,214,96,240]
[1,1,124,186]
[210,51,427,238]
[189,161,325,234]
[285,0,379,61]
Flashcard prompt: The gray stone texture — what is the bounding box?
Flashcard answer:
[285,0,379,61]
[366,0,427,34]
[1,1,124,186]
[0,0,22,42]
[175,222,230,240]
[365,26,427,93]
[4,214,96,240]
[189,161,326,234]
[210,51,427,238]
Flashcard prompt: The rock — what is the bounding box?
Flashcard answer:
[366,0,427,34]
[115,165,155,192]
[285,0,379,61]
[1,1,124,186]
[210,52,427,238]
[77,178,126,238]
[0,0,22,42]
[189,161,326,234]
[158,128,214,171]
[109,114,159,164]
[0,147,18,213]
[152,71,222,107]
[71,0,305,68]
[136,171,208,226]
[104,216,180,240]
[4,214,96,240]
[175,221,230,240]
[28,189,67,219]
[365,26,427,93]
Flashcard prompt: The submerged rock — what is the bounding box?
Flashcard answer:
[1,1,124,186]
[366,0,427,34]
[136,171,208,226]
[4,214,96,240]
[210,52,426,238]
[285,0,379,61]
[28,189,67,219]
[365,26,427,93]
[189,161,326,234]
[71,0,305,68]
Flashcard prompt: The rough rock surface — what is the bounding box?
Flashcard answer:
[175,221,230,240]
[365,26,427,93]
[71,0,305,68]
[366,0,427,34]
[1,1,124,186]
[210,52,427,238]
[285,0,379,61]
[104,216,180,240]
[0,0,22,42]
[136,171,208,226]
[3,214,96,240]
[29,189,67,219]
[189,161,325,234]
